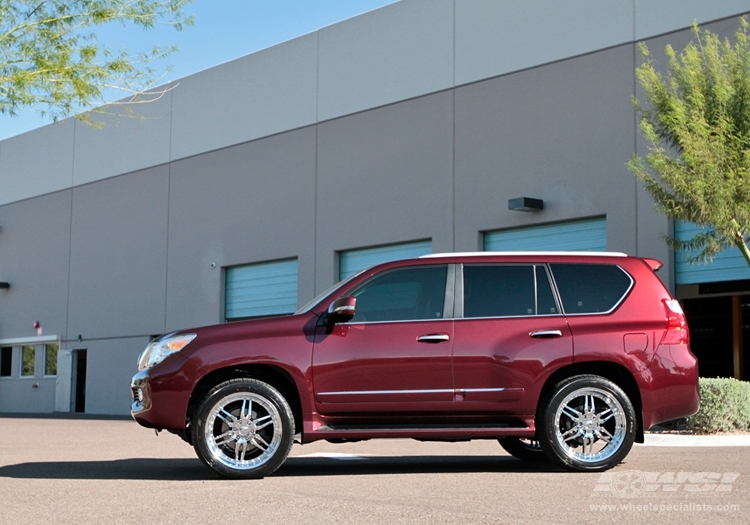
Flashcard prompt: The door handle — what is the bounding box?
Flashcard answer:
[417,334,450,343]
[530,330,563,338]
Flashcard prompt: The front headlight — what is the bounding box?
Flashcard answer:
[137,333,196,371]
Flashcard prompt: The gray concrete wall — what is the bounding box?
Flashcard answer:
[84,337,149,415]
[0,375,56,413]
[0,120,74,207]
[0,192,72,342]
[67,167,170,341]
[171,34,319,160]
[315,91,455,293]
[454,44,638,255]
[0,345,57,413]
[166,127,318,331]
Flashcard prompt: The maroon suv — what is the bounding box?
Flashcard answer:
[131,252,699,478]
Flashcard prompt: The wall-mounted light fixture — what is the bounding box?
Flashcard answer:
[508,197,544,212]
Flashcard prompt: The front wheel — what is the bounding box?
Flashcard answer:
[538,375,636,472]
[192,378,295,479]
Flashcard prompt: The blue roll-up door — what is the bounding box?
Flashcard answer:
[674,221,750,285]
[225,258,298,320]
[484,217,607,252]
[339,240,432,280]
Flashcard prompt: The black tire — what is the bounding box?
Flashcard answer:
[498,437,548,462]
[538,375,636,472]
[192,378,295,479]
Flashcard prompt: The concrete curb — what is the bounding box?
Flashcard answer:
[644,433,750,447]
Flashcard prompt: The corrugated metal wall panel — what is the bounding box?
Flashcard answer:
[484,217,607,252]
[225,259,298,319]
[674,221,750,285]
[339,240,432,280]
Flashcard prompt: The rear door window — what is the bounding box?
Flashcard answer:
[463,264,559,318]
[549,263,633,314]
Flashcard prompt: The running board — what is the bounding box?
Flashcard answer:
[305,425,535,441]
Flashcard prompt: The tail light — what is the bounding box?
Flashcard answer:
[662,299,689,345]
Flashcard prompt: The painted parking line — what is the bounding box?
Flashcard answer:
[643,434,750,447]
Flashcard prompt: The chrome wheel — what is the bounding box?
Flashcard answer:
[193,378,294,478]
[539,375,635,472]
[205,392,282,471]
[553,387,626,463]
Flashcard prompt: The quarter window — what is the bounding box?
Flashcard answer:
[550,264,632,314]
[349,266,448,323]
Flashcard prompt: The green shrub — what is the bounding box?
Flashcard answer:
[686,378,750,434]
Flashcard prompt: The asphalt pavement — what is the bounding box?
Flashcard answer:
[0,416,747,525]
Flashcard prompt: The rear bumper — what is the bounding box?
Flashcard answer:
[639,343,700,430]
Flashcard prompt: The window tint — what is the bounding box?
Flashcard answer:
[550,264,632,314]
[464,265,536,318]
[1,347,11,377]
[350,266,447,322]
[536,266,559,315]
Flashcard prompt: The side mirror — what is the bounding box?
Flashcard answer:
[327,296,356,324]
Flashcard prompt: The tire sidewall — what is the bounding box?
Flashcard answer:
[539,375,636,472]
[498,437,548,462]
[193,378,295,479]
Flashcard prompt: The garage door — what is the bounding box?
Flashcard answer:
[484,217,607,252]
[674,221,750,285]
[339,240,432,280]
[225,258,298,320]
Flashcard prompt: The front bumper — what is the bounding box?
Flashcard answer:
[130,369,151,416]
[130,353,205,431]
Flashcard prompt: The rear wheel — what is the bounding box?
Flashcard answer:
[538,375,636,472]
[192,378,295,479]
[498,437,547,462]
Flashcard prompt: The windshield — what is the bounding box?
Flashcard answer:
[295,269,366,314]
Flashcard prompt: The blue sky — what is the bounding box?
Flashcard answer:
[0,0,397,141]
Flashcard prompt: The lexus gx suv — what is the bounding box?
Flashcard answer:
[131,252,699,478]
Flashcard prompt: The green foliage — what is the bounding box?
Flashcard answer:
[686,377,750,434]
[45,343,58,376]
[629,18,750,267]
[21,344,34,376]
[0,0,193,122]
